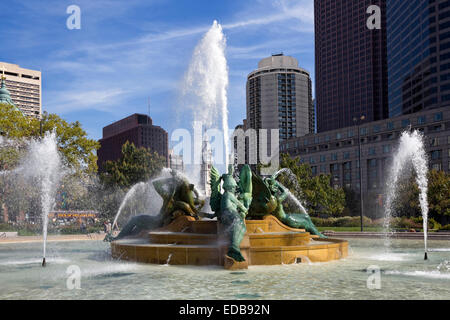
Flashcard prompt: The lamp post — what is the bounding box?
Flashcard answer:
[353,115,365,232]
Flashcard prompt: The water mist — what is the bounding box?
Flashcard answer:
[183,20,230,180]
[383,130,429,259]
[19,131,62,266]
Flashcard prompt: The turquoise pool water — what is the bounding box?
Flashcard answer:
[0,238,449,299]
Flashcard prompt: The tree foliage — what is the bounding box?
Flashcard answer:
[0,103,33,137]
[391,169,450,223]
[342,187,360,216]
[100,141,166,189]
[278,153,346,216]
[0,103,99,173]
[428,170,450,218]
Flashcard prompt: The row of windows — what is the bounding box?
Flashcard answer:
[248,69,309,80]
[303,144,397,164]
[299,114,444,146]
[305,148,449,166]
[309,159,449,185]
[283,132,450,157]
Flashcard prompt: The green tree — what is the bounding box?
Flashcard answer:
[0,145,23,170]
[427,170,450,220]
[278,153,346,216]
[392,173,420,218]
[0,103,33,137]
[100,141,166,188]
[390,169,450,224]
[0,103,99,173]
[342,187,360,216]
[32,112,100,173]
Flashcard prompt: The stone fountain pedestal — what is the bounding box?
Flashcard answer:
[111,215,348,269]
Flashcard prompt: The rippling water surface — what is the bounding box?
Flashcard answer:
[1,238,450,299]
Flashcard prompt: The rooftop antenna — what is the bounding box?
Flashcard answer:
[147,97,150,125]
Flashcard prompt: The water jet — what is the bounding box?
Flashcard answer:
[383,130,429,257]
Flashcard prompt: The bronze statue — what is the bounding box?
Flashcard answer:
[153,170,205,225]
[248,174,326,238]
[105,170,204,241]
[210,165,252,262]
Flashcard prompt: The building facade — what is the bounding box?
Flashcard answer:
[199,138,213,195]
[387,0,450,116]
[280,106,450,217]
[246,54,314,141]
[97,114,168,170]
[314,0,388,132]
[245,54,314,168]
[169,149,184,172]
[0,62,41,118]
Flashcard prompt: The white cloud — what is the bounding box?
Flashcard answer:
[46,88,129,113]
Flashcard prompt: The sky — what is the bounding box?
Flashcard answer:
[0,0,315,146]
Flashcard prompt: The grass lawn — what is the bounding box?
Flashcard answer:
[317,226,385,232]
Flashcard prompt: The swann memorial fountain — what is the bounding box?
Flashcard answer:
[108,165,348,270]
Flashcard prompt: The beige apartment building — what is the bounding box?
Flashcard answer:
[0,62,41,118]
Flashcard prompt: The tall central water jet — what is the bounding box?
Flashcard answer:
[183,20,230,178]
[383,130,429,259]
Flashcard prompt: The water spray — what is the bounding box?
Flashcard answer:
[18,131,62,269]
[183,20,230,170]
[383,130,429,258]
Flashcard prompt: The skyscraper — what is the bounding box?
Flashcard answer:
[246,54,314,141]
[0,62,41,118]
[387,0,450,116]
[314,0,388,132]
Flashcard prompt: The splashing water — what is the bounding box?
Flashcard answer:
[112,168,173,229]
[164,253,173,266]
[383,130,429,257]
[437,260,450,273]
[273,168,309,216]
[183,20,230,172]
[112,168,205,231]
[18,131,62,265]
[284,188,309,216]
[112,182,148,231]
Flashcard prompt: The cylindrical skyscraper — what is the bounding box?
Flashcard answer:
[246,53,314,141]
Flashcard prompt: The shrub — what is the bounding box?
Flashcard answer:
[58,225,102,235]
[0,223,15,232]
[311,216,372,227]
[429,218,442,230]
[391,216,420,229]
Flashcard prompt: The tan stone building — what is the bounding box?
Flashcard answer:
[0,62,42,118]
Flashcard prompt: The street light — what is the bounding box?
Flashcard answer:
[353,115,365,232]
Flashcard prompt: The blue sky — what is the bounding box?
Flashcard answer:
[0,0,315,145]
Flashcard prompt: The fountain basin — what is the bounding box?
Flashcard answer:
[111,215,348,269]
